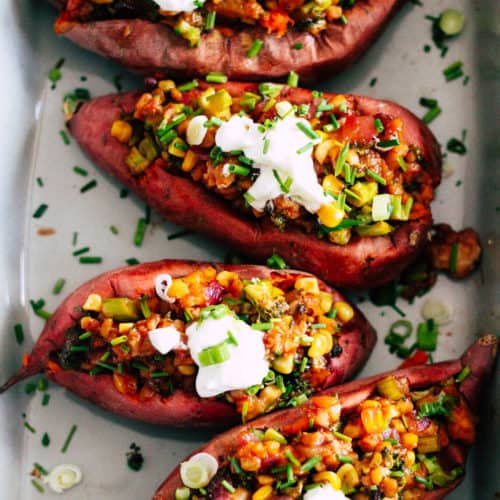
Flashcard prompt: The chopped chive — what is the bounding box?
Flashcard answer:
[272,169,292,194]
[14,323,24,344]
[42,394,51,406]
[31,479,45,493]
[221,480,235,493]
[228,164,251,176]
[340,14,348,24]
[25,383,37,395]
[205,72,228,84]
[205,11,216,30]
[120,344,131,353]
[167,229,192,240]
[301,455,321,472]
[374,118,384,133]
[73,246,90,256]
[59,130,70,145]
[24,421,36,433]
[266,253,288,269]
[456,365,471,383]
[89,367,103,376]
[73,165,88,176]
[34,462,49,476]
[369,77,378,87]
[177,80,198,92]
[36,177,44,187]
[117,363,123,374]
[450,242,459,273]
[329,113,340,131]
[334,143,349,176]
[41,432,50,446]
[52,278,66,295]
[70,346,89,352]
[447,137,467,155]
[299,356,308,373]
[397,156,408,172]
[78,331,92,340]
[61,424,77,453]
[310,323,326,329]
[247,39,264,58]
[37,378,48,391]
[296,142,313,154]
[337,455,353,463]
[80,179,97,193]
[33,203,48,219]
[151,371,170,378]
[419,97,438,108]
[79,256,102,264]
[443,60,464,81]
[99,352,110,362]
[131,361,149,371]
[377,138,400,148]
[95,361,114,371]
[252,322,272,331]
[120,188,128,198]
[422,106,442,124]
[333,431,352,442]
[126,258,140,265]
[110,335,128,346]
[140,295,151,318]
[287,71,299,87]
[292,42,303,49]
[263,138,270,154]
[296,122,319,140]
[366,169,387,185]
[134,217,147,246]
[110,225,119,235]
[72,232,78,246]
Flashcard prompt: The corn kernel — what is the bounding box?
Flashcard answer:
[272,354,294,374]
[322,174,344,194]
[168,138,187,158]
[334,301,354,323]
[158,80,176,92]
[331,95,347,110]
[361,406,385,434]
[314,139,335,164]
[392,419,405,433]
[346,148,360,166]
[252,485,273,500]
[181,149,198,172]
[404,451,416,467]
[83,293,102,312]
[319,292,334,314]
[110,120,133,143]
[177,364,196,376]
[328,228,351,245]
[295,277,320,295]
[370,466,386,486]
[256,475,274,486]
[118,323,134,333]
[216,270,238,288]
[336,464,359,488]
[313,471,341,490]
[168,279,189,299]
[401,432,419,450]
[317,202,344,229]
[308,330,333,359]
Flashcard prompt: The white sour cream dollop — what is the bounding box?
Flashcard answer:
[148,326,187,354]
[154,0,204,12]
[186,313,269,397]
[215,114,328,214]
[303,484,350,500]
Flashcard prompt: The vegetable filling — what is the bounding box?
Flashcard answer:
[57,0,359,46]
[177,374,473,498]
[53,267,353,420]
[104,81,435,246]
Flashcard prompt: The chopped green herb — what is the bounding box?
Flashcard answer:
[59,130,70,145]
[120,188,128,198]
[205,11,216,30]
[79,256,102,264]
[334,143,349,176]
[443,60,464,82]
[126,258,140,266]
[33,204,48,219]
[110,225,119,235]
[422,106,442,124]
[456,366,471,383]
[37,378,48,391]
[206,72,228,84]
[252,322,273,331]
[31,479,45,493]
[25,383,37,395]
[369,77,378,87]
[292,42,304,49]
[80,179,97,193]
[127,443,144,471]
[287,71,299,87]
[374,118,384,133]
[377,138,400,149]
[296,142,313,154]
[337,455,353,463]
[266,254,288,269]
[41,394,51,406]
[177,80,198,92]
[41,432,50,446]
[24,421,36,433]
[73,165,88,176]
[272,169,292,193]
[14,323,24,344]
[134,217,147,246]
[72,232,78,246]
[447,137,467,155]
[296,122,320,140]
[221,480,235,493]
[73,246,90,257]
[34,462,49,476]
[366,169,387,185]
[36,177,44,187]
[52,278,66,295]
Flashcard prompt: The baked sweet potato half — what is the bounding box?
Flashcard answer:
[0,260,376,427]
[68,81,441,289]
[154,334,498,499]
[51,0,407,82]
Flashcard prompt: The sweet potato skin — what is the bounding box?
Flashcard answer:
[69,83,441,289]
[0,260,376,427]
[153,334,498,499]
[53,0,406,82]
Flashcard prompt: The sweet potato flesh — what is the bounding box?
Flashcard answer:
[54,265,355,420]
[57,0,354,44]
[177,376,473,498]
[105,81,435,248]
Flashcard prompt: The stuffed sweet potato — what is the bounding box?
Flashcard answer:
[68,81,441,289]
[51,0,407,82]
[154,334,498,499]
[0,260,376,427]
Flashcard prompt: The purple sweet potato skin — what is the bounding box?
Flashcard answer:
[53,0,406,82]
[153,335,498,499]
[68,83,441,290]
[0,260,375,427]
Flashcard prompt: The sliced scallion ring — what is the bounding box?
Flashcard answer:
[46,464,82,493]
[439,9,465,36]
[180,453,218,489]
